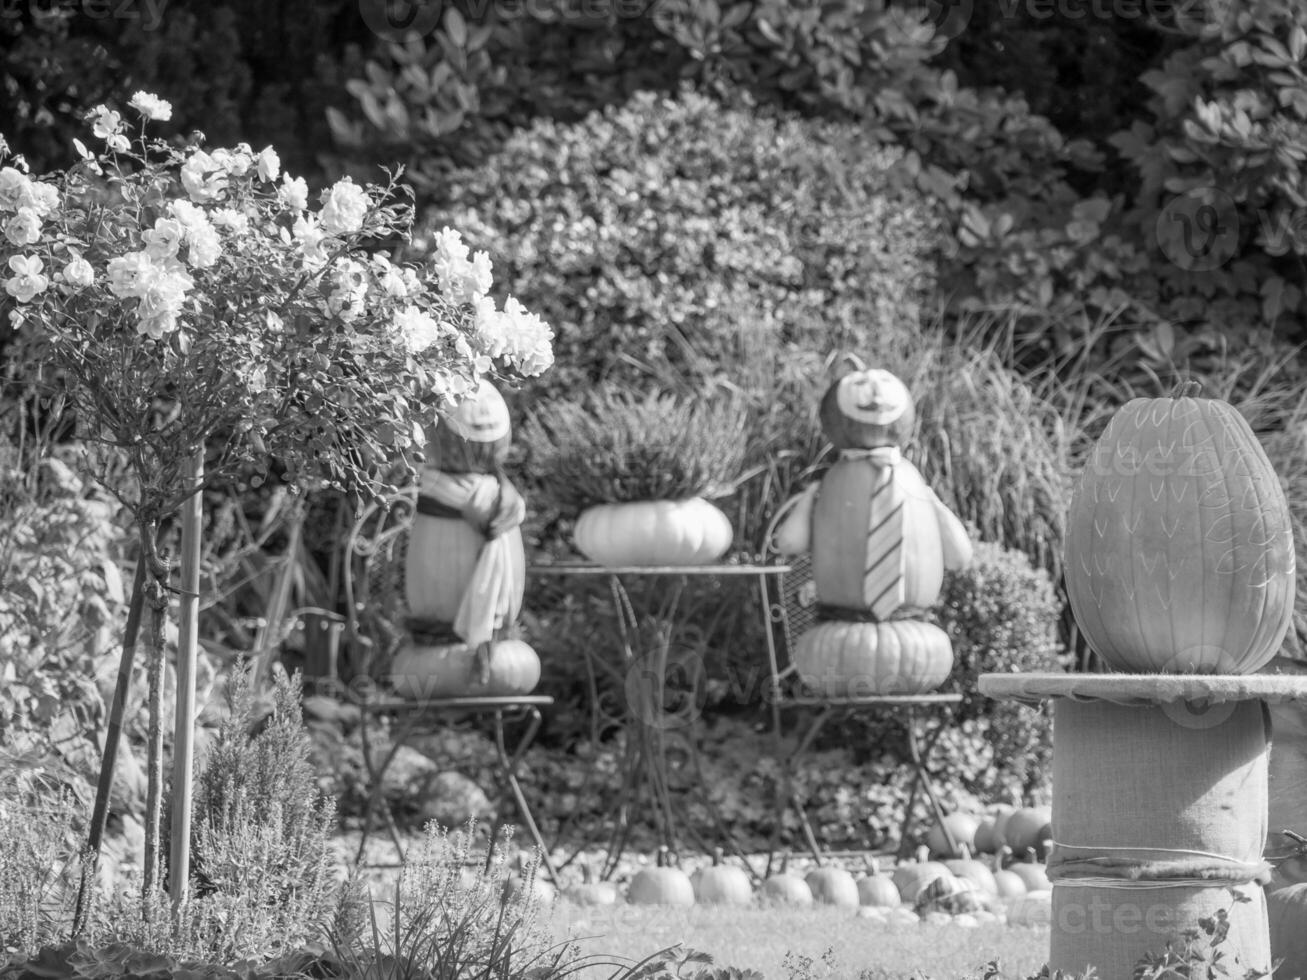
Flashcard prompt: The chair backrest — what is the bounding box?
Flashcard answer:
[759,495,820,688]
[340,488,418,684]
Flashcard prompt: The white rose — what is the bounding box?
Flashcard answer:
[278,174,308,211]
[128,92,173,122]
[4,254,48,303]
[318,178,370,235]
[61,256,94,289]
[4,208,41,247]
[0,167,29,211]
[256,146,280,183]
[142,217,185,259]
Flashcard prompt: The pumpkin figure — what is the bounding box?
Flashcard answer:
[393,379,540,698]
[1064,382,1295,674]
[773,361,972,696]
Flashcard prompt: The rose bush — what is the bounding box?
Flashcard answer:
[0,90,554,906]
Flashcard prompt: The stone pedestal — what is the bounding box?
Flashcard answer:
[979,672,1307,980]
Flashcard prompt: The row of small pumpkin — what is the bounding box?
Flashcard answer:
[926,803,1053,861]
[560,844,1051,917]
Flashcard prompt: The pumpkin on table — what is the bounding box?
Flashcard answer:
[773,360,972,696]
[1064,381,1295,674]
[391,379,541,699]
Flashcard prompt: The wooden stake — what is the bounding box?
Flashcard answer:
[74,560,146,934]
[169,448,203,908]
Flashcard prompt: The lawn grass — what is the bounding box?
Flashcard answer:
[547,902,1049,979]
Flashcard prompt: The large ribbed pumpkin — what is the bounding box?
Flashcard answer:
[389,638,541,699]
[793,619,953,697]
[1064,383,1295,674]
[574,498,733,567]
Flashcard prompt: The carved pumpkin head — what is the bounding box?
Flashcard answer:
[424,379,512,473]
[819,366,915,450]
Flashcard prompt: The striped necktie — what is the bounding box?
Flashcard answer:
[845,447,906,619]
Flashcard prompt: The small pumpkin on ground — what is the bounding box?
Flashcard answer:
[760,855,814,907]
[1006,860,1051,893]
[805,865,860,908]
[892,860,955,905]
[928,812,982,859]
[627,846,695,907]
[856,858,901,908]
[944,844,999,896]
[693,847,753,906]
[992,868,1029,898]
[1002,806,1052,856]
[566,863,619,906]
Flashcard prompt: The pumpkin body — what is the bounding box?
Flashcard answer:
[760,874,814,907]
[810,458,949,612]
[804,867,860,908]
[503,874,556,906]
[927,813,981,858]
[1002,806,1052,855]
[695,864,753,907]
[1064,393,1295,674]
[944,858,998,896]
[574,498,733,567]
[627,866,696,907]
[390,638,541,699]
[992,869,1028,898]
[1006,862,1051,893]
[856,874,901,908]
[566,880,620,906]
[818,367,916,451]
[974,805,1015,853]
[892,862,954,905]
[793,619,953,697]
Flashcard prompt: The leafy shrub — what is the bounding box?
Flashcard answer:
[430,87,939,536]
[932,540,1071,802]
[522,386,750,516]
[0,403,136,820]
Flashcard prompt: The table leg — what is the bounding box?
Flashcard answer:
[491,707,560,886]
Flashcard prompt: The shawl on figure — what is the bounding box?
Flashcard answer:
[419,468,525,647]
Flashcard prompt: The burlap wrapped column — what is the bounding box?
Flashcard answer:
[979,673,1307,980]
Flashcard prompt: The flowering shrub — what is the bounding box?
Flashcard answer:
[2,91,553,525]
[0,90,554,906]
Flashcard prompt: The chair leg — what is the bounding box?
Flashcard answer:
[355,707,418,867]
[491,708,560,886]
[899,707,957,858]
[781,707,834,866]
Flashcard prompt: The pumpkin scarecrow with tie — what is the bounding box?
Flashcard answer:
[772,361,972,697]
